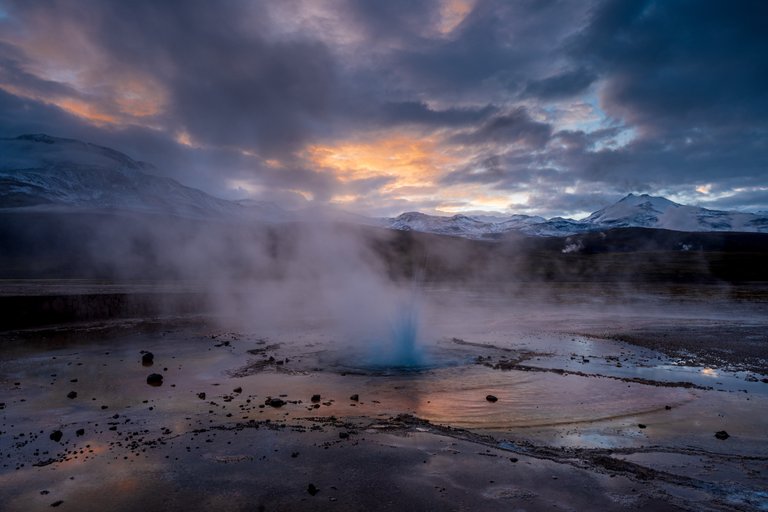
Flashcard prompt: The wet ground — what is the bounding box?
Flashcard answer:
[1,285,767,511]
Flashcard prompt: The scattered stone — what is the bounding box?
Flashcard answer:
[49,430,63,442]
[762,378,768,384]
[266,398,286,408]
[349,394,359,401]
[486,395,498,403]
[291,452,299,458]
[509,457,519,463]
[146,374,164,386]
[311,394,321,402]
[76,429,85,437]
[197,392,206,400]
[339,432,349,439]
[141,352,154,366]
[665,405,672,410]
[50,500,64,508]
[307,483,319,496]
[67,391,77,399]
[715,430,730,440]
[638,424,647,429]
[233,387,242,393]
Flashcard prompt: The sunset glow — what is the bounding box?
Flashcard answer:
[307,135,457,190]
[0,0,765,216]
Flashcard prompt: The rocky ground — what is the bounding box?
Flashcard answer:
[0,285,767,511]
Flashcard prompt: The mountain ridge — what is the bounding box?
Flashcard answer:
[2,134,767,237]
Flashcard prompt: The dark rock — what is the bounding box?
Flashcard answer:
[67,391,77,399]
[197,392,206,400]
[638,424,647,429]
[50,500,64,508]
[339,432,349,439]
[49,430,63,442]
[291,452,299,458]
[141,352,154,366]
[762,378,768,384]
[311,394,321,402]
[715,430,730,440]
[146,373,164,386]
[307,483,319,496]
[76,429,85,437]
[486,395,498,403]
[509,457,519,462]
[665,405,672,410]
[266,398,286,408]
[233,387,242,394]
[349,394,359,401]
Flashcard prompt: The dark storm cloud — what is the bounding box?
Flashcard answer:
[393,0,588,98]
[450,108,552,147]
[439,0,768,211]
[567,0,768,194]
[378,101,498,128]
[522,68,596,100]
[442,152,564,188]
[344,0,441,41]
[72,0,336,157]
[0,42,82,100]
[577,0,768,129]
[1,0,340,153]
[0,0,765,215]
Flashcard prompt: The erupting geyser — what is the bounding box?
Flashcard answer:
[363,299,426,370]
[386,302,423,367]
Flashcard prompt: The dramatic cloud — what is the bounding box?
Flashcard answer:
[0,0,765,216]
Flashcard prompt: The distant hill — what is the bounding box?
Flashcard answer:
[2,133,767,239]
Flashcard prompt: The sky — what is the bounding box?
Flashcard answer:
[0,0,766,218]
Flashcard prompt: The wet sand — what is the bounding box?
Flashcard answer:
[1,285,767,511]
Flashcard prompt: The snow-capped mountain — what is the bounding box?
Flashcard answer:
[386,194,768,238]
[2,134,767,237]
[0,134,270,220]
[584,193,768,233]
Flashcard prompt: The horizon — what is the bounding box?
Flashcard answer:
[1,1,766,218]
[4,131,767,223]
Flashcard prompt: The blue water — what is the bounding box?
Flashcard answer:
[363,302,425,369]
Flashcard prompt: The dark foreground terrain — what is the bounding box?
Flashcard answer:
[1,212,767,511]
[0,281,766,512]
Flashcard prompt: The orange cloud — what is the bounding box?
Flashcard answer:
[438,0,476,35]
[306,134,457,191]
[112,78,166,118]
[0,78,164,126]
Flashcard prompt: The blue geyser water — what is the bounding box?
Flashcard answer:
[383,302,423,367]
[358,300,428,370]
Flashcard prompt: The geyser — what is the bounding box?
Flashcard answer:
[367,301,424,369]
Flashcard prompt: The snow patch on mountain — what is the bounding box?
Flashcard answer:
[386,193,768,237]
[2,135,767,237]
[0,134,249,219]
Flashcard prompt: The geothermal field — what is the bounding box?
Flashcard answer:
[1,218,767,512]
[1,2,767,510]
